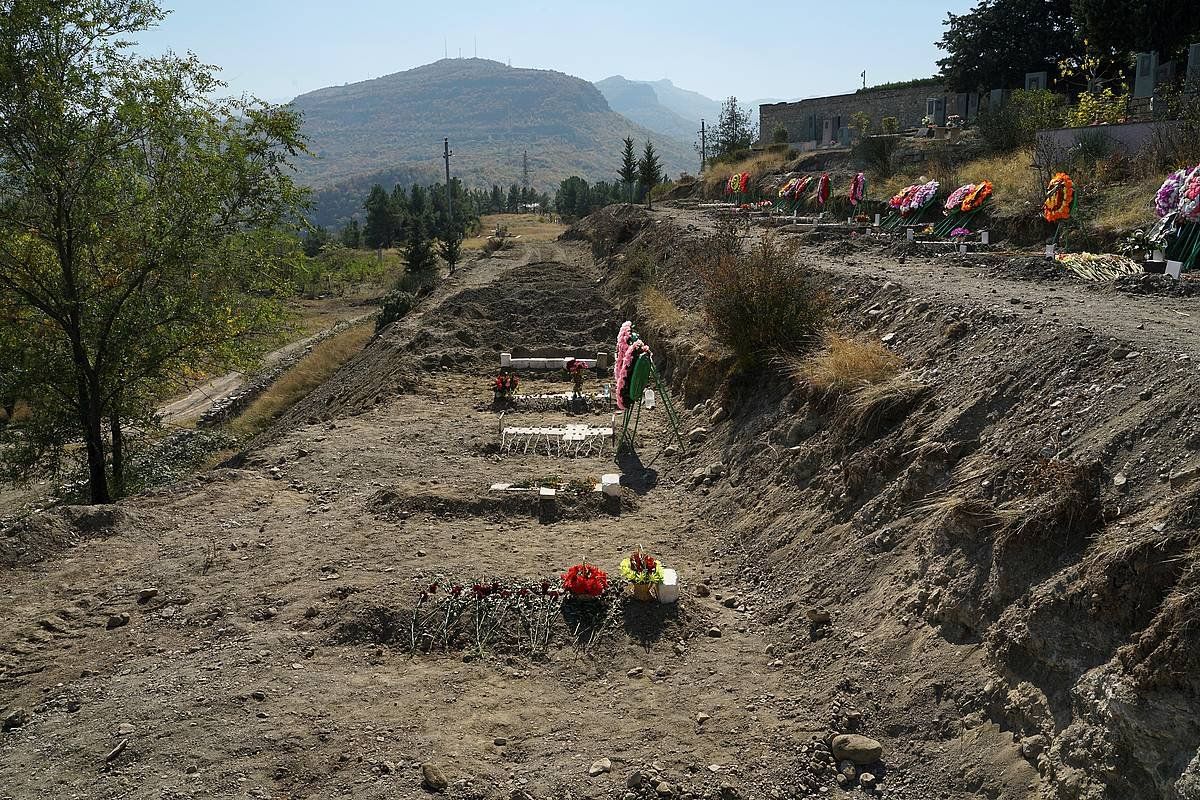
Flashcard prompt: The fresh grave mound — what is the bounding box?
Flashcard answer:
[1,505,136,567]
[404,260,619,371]
[364,482,626,523]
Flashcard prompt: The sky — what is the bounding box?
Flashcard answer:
[134,0,977,104]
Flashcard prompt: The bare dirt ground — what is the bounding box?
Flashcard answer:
[3,209,1200,800]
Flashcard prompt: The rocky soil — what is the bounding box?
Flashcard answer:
[3,207,1199,800]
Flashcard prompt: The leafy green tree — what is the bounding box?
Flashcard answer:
[937,0,1078,92]
[303,225,331,257]
[390,184,410,243]
[637,140,663,210]
[618,136,639,203]
[404,215,438,274]
[0,0,306,502]
[772,123,790,144]
[1072,0,1200,65]
[363,184,393,249]
[340,219,362,248]
[714,97,755,158]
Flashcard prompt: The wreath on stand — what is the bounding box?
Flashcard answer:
[1043,173,1075,223]
[961,181,993,212]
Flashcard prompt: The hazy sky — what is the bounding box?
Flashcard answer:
[135,0,975,105]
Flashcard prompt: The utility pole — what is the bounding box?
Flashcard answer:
[698,119,707,173]
[522,150,529,192]
[443,138,453,225]
[861,70,867,90]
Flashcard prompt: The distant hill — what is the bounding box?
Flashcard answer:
[594,76,696,142]
[289,59,691,226]
[641,79,723,124]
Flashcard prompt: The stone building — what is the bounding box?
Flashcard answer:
[759,81,980,147]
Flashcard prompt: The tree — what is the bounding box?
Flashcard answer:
[506,184,520,213]
[618,137,639,204]
[303,225,331,257]
[363,184,393,249]
[772,123,790,144]
[937,0,1078,92]
[637,140,663,210]
[340,219,362,248]
[438,228,464,274]
[404,215,438,274]
[390,184,410,244]
[0,0,306,503]
[714,97,755,159]
[1072,0,1200,67]
[848,113,871,139]
[490,184,505,213]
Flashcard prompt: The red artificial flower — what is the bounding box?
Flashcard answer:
[562,563,609,598]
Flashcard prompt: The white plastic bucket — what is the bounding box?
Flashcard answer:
[658,569,679,604]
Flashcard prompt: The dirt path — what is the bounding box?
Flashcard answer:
[659,205,1200,360]
[158,314,372,427]
[0,245,816,800]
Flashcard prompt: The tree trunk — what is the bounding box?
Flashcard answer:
[109,408,124,500]
[78,377,111,505]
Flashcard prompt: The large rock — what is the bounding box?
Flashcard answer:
[831,734,883,765]
[421,762,448,792]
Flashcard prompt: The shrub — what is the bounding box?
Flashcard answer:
[1066,89,1129,127]
[854,135,901,178]
[772,123,789,144]
[977,89,1066,153]
[699,233,828,369]
[789,333,901,394]
[375,290,416,334]
[880,116,900,135]
[395,270,436,297]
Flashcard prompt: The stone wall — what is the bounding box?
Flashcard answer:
[760,83,975,146]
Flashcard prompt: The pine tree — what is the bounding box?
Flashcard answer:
[490,184,504,213]
[363,184,393,249]
[618,136,638,204]
[438,227,464,274]
[714,97,755,158]
[506,184,520,213]
[339,219,361,248]
[390,184,409,243]
[637,140,663,210]
[405,214,438,274]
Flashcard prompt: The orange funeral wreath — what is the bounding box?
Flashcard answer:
[1042,173,1074,223]
[960,180,993,212]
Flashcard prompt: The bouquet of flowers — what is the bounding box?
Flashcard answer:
[889,185,919,211]
[562,563,608,599]
[848,173,866,207]
[493,372,519,400]
[898,180,938,216]
[1043,173,1074,223]
[944,183,975,213]
[1180,168,1200,223]
[779,177,800,198]
[961,181,993,212]
[1155,168,1190,218]
[620,547,665,601]
[815,173,831,206]
[792,175,813,198]
[564,358,586,397]
[950,227,972,239]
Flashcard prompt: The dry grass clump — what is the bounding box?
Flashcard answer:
[836,374,927,441]
[789,333,901,394]
[700,150,796,197]
[640,287,685,330]
[232,322,374,437]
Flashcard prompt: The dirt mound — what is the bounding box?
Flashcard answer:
[560,202,653,256]
[1,505,135,566]
[365,484,625,523]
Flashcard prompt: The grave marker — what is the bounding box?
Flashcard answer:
[1024,72,1048,91]
[1188,43,1200,87]
[1134,52,1159,98]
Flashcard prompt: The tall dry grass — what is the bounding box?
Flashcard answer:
[700,150,807,197]
[231,323,374,437]
[787,333,901,393]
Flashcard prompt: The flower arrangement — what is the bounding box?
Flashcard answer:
[493,372,519,401]
[950,227,972,239]
[562,563,608,599]
[1155,168,1190,218]
[564,358,586,397]
[778,177,800,198]
[791,175,812,198]
[620,547,665,601]
[815,173,831,206]
[1042,173,1074,223]
[614,321,652,411]
[944,183,975,213]
[1180,168,1200,223]
[848,172,866,207]
[889,184,919,211]
[961,181,993,212]
[946,114,963,129]
[903,180,939,214]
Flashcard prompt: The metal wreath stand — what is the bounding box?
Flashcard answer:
[615,333,684,462]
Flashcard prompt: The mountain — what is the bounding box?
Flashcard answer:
[594,76,696,142]
[288,59,692,225]
[641,79,722,123]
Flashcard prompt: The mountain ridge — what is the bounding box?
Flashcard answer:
[289,59,691,225]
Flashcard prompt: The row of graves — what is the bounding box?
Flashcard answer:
[701,165,1200,281]
[416,322,690,660]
